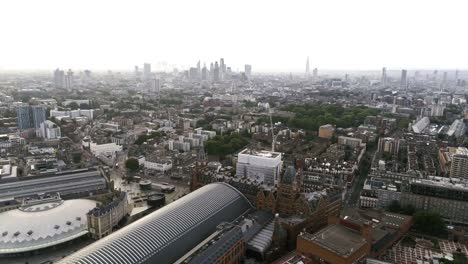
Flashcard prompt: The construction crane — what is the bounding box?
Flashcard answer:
[269,107,279,152]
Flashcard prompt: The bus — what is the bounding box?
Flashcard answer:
[151,182,175,193]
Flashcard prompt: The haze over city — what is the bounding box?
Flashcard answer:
[1,0,468,72]
[2,1,468,264]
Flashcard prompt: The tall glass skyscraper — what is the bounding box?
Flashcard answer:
[16,104,46,130]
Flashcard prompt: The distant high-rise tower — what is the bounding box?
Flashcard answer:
[53,68,65,88]
[213,62,220,82]
[209,63,214,80]
[17,104,31,130]
[313,68,318,80]
[414,71,420,81]
[220,58,226,80]
[152,78,161,101]
[196,60,201,79]
[455,69,459,83]
[305,57,310,79]
[442,72,448,91]
[201,63,208,81]
[189,68,199,81]
[381,67,387,86]
[143,63,151,80]
[400,69,407,90]
[245,64,252,79]
[31,105,47,129]
[65,69,74,90]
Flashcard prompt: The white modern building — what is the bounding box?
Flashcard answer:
[39,120,61,139]
[82,139,122,157]
[142,158,173,173]
[50,109,94,120]
[236,148,283,186]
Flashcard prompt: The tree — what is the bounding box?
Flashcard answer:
[125,158,139,172]
[413,211,446,236]
[388,200,401,213]
[68,102,79,110]
[382,152,393,161]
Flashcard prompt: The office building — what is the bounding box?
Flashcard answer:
[305,57,310,79]
[213,61,220,82]
[201,63,208,81]
[220,58,226,79]
[143,63,151,80]
[31,105,47,129]
[236,148,283,186]
[151,78,161,99]
[381,67,387,86]
[400,176,468,224]
[313,68,318,80]
[16,104,31,130]
[400,69,407,90]
[65,69,74,90]
[442,71,448,91]
[53,68,65,88]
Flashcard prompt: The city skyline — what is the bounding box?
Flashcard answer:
[1,0,467,72]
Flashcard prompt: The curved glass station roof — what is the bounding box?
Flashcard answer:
[60,182,253,264]
[0,199,96,254]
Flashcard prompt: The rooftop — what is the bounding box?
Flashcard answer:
[300,224,367,257]
[239,148,281,159]
[0,199,95,254]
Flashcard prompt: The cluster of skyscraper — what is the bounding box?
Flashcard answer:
[382,67,461,92]
[188,59,251,82]
[305,57,318,80]
[134,63,161,99]
[53,68,74,90]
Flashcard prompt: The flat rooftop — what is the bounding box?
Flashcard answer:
[300,224,367,257]
[239,148,281,158]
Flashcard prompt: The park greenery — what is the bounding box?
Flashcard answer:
[387,200,416,215]
[205,134,248,157]
[412,211,447,237]
[261,104,379,131]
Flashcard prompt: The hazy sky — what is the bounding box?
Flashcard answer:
[0,0,467,72]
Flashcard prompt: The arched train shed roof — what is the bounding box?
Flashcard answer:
[59,182,252,264]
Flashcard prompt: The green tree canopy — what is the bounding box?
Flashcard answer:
[125,158,139,172]
[413,211,446,236]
